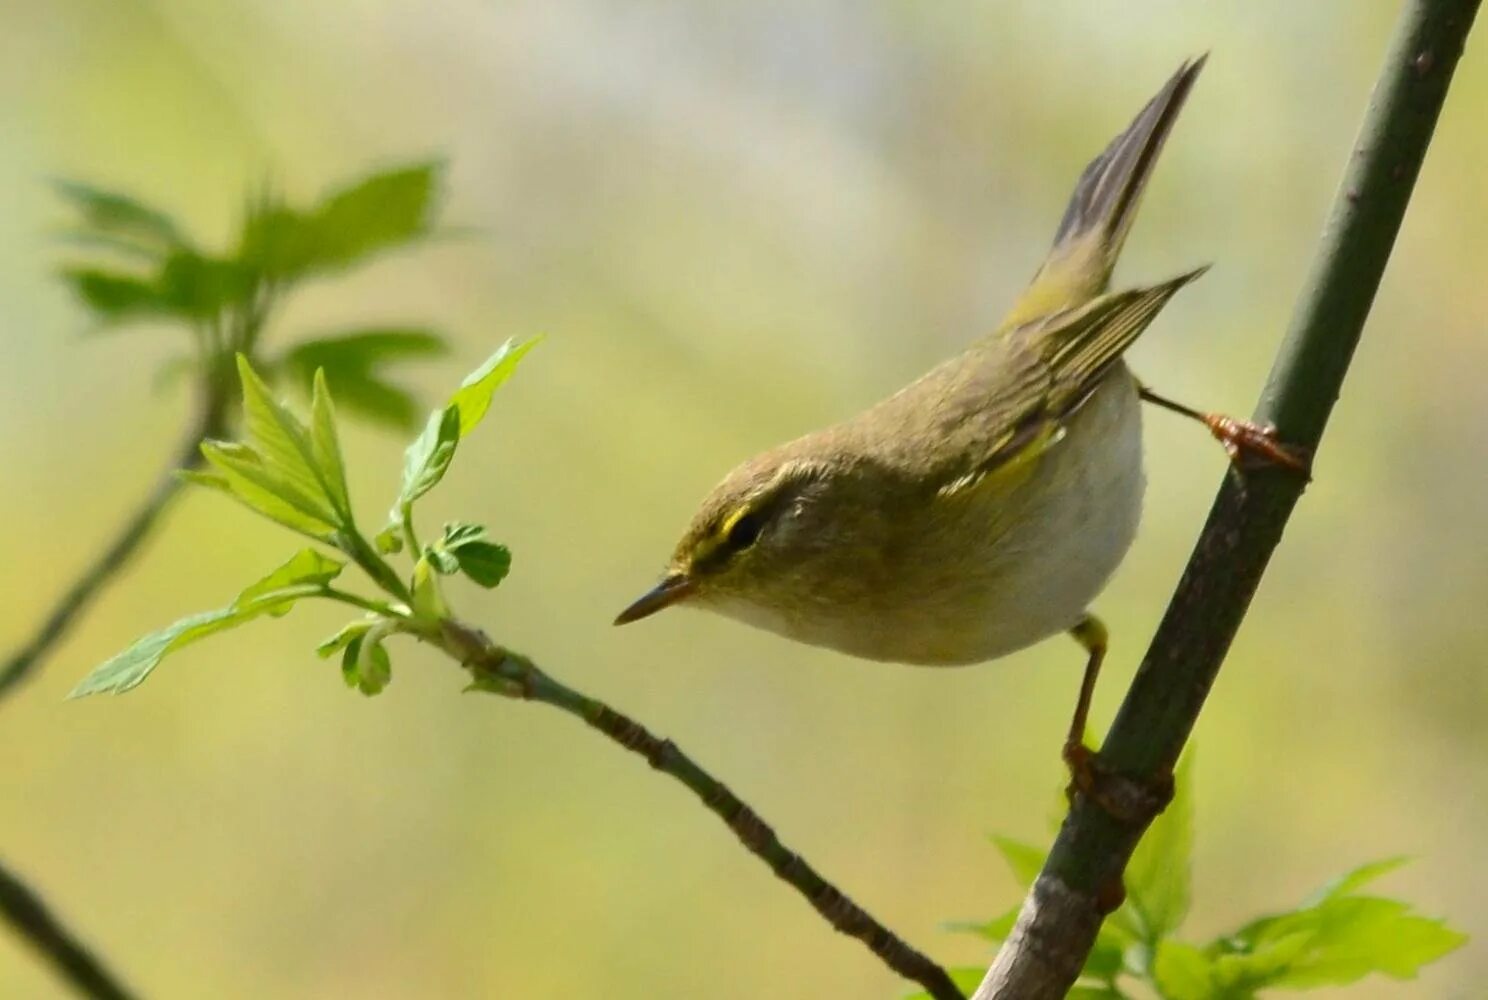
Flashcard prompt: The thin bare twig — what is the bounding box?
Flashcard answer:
[436,620,966,1000]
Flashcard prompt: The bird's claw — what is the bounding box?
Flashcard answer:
[1203,415,1312,478]
[1063,741,1175,827]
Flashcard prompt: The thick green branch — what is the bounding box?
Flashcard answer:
[0,858,137,1000]
[975,3,1480,997]
[0,391,229,701]
[434,619,966,1000]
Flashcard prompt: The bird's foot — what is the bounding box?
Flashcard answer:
[1063,741,1175,827]
[1203,415,1312,478]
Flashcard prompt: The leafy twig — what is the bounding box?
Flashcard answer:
[0,858,137,1000]
[974,3,1481,997]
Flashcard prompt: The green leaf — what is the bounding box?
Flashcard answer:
[317,619,375,659]
[307,162,442,272]
[277,328,447,431]
[1122,754,1193,943]
[69,608,247,698]
[903,967,986,1000]
[990,835,1046,889]
[449,337,540,435]
[235,549,344,613]
[57,267,163,325]
[192,444,339,541]
[434,523,511,588]
[426,547,460,574]
[451,540,511,588]
[69,552,332,697]
[1248,897,1464,990]
[235,355,348,524]
[1066,986,1126,1000]
[398,404,460,507]
[1152,940,1216,1000]
[346,634,392,696]
[53,180,184,252]
[1307,856,1411,905]
[241,163,442,281]
[309,369,351,515]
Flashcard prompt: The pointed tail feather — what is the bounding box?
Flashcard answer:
[1007,56,1206,324]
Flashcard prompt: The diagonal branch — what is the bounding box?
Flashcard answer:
[975,2,1480,996]
[0,858,138,1000]
[0,389,229,702]
[435,619,966,1000]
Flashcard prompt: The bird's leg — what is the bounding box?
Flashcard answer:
[1061,616,1174,826]
[1137,383,1312,476]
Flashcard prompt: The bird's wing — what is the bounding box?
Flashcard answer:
[929,268,1204,497]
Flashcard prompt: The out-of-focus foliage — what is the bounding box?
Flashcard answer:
[55,163,449,429]
[924,765,1466,998]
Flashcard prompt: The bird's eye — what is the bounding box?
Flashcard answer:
[724,509,765,550]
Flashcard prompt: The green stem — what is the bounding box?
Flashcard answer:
[320,587,404,618]
[0,858,137,1000]
[975,3,1480,998]
[399,503,422,558]
[340,530,414,606]
[433,619,965,1000]
[0,386,231,701]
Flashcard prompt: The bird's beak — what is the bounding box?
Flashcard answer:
[614,572,696,625]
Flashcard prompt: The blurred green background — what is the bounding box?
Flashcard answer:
[2,2,1485,997]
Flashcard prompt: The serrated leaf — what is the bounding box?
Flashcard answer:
[450,337,540,435]
[309,369,351,514]
[69,554,330,697]
[1122,753,1193,943]
[277,328,447,431]
[53,180,184,252]
[399,404,460,507]
[1152,940,1215,1000]
[193,444,338,541]
[235,356,348,524]
[317,620,375,659]
[990,835,1046,889]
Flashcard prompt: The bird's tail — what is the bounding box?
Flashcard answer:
[1006,56,1206,325]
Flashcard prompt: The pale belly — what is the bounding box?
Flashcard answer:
[711,369,1146,665]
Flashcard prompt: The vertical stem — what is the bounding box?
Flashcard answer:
[976,2,1480,996]
[0,386,230,701]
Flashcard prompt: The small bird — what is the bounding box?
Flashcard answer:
[616,57,1305,780]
